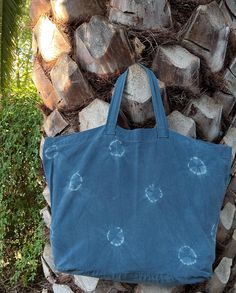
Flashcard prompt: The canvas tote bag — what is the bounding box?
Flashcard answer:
[42,64,232,285]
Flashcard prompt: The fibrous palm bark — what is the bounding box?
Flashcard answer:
[31,0,236,292]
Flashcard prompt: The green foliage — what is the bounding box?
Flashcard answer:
[0,0,45,288]
[0,88,45,286]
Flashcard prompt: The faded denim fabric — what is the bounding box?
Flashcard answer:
[42,65,232,285]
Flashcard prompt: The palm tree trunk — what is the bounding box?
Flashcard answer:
[31,0,236,292]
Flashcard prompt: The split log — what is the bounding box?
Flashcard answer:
[40,206,51,229]
[41,256,56,284]
[79,98,129,131]
[180,2,229,72]
[152,45,200,90]
[217,202,236,243]
[79,99,109,131]
[184,95,223,141]
[109,0,172,30]
[229,29,236,54]
[51,0,107,23]
[30,0,51,26]
[118,63,169,125]
[167,110,196,138]
[32,58,60,110]
[223,57,236,96]
[219,0,236,29]
[50,53,94,110]
[221,127,236,160]
[43,109,69,137]
[33,16,71,62]
[222,229,236,258]
[73,275,99,292]
[52,284,74,293]
[213,91,236,117]
[43,185,51,207]
[206,257,233,293]
[74,15,135,75]
[229,176,236,195]
[42,289,49,293]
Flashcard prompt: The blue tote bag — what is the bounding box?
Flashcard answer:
[42,64,232,285]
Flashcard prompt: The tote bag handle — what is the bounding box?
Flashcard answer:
[105,64,169,138]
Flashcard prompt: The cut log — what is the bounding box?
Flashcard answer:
[50,53,94,110]
[33,16,71,62]
[118,63,169,125]
[109,0,172,30]
[41,256,56,284]
[30,0,51,26]
[32,58,60,110]
[73,275,99,292]
[43,185,51,207]
[52,284,74,293]
[167,110,196,138]
[43,109,69,137]
[152,45,200,90]
[213,91,236,117]
[40,206,51,229]
[219,0,236,29]
[229,29,236,54]
[223,57,236,96]
[184,95,223,141]
[221,127,236,160]
[51,0,107,23]
[79,99,109,131]
[220,202,236,231]
[206,257,232,293]
[180,2,229,72]
[223,229,236,258]
[74,15,134,75]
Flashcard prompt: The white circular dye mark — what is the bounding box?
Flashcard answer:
[188,156,207,175]
[178,245,197,266]
[45,145,58,159]
[106,227,124,247]
[211,224,217,241]
[145,184,163,203]
[109,139,125,157]
[69,171,83,191]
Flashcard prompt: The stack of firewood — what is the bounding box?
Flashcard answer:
[30,0,236,292]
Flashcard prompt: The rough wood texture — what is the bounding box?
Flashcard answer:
[135,284,181,293]
[180,2,229,72]
[224,57,236,96]
[50,53,94,110]
[42,243,58,274]
[43,185,51,207]
[40,206,51,229]
[221,127,236,160]
[41,256,55,284]
[30,0,51,25]
[73,275,99,292]
[109,0,172,30]
[79,99,109,131]
[75,15,135,75]
[33,16,71,62]
[43,109,69,137]
[213,91,236,117]
[52,284,74,293]
[118,63,169,125]
[167,110,196,138]
[152,45,200,90]
[206,257,233,293]
[219,0,236,29]
[51,0,107,23]
[184,95,223,141]
[32,58,60,110]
